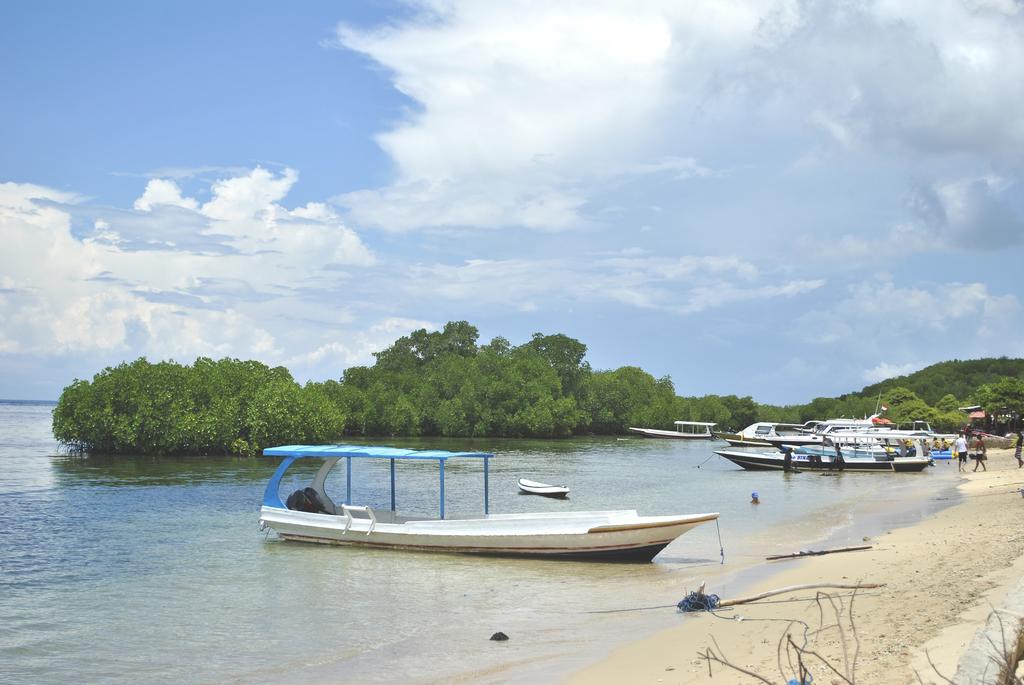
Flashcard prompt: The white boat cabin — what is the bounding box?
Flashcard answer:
[673,421,716,437]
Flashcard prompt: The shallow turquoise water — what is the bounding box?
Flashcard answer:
[0,402,958,683]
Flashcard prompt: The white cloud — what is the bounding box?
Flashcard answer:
[282,317,436,374]
[902,175,1024,249]
[333,0,1024,237]
[0,172,375,371]
[862,361,923,383]
[133,179,199,211]
[401,254,821,314]
[201,167,298,222]
[797,276,1022,357]
[0,181,79,209]
[803,171,1024,262]
[333,1,780,231]
[675,279,824,314]
[341,178,587,232]
[8,171,835,393]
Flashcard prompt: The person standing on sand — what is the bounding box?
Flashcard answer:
[955,433,969,472]
[971,435,987,472]
[1015,431,1023,468]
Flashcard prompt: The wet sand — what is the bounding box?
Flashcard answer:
[568,449,1024,684]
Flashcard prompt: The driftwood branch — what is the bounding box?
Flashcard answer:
[701,636,775,684]
[766,545,873,561]
[717,583,885,608]
[698,590,869,683]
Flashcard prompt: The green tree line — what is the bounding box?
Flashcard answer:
[52,322,1024,455]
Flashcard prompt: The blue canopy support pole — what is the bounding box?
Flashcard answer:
[439,458,445,520]
[390,458,396,511]
[484,457,489,515]
[346,456,352,505]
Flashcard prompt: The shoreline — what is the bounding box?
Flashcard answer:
[436,453,965,685]
[566,449,1024,684]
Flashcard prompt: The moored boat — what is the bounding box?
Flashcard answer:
[714,448,931,472]
[518,478,570,498]
[628,421,717,440]
[259,444,718,562]
[714,422,808,447]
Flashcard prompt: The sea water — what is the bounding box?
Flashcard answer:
[0,401,959,683]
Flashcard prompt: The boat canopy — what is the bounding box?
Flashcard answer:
[264,444,492,461]
[820,431,932,443]
[674,421,716,426]
[263,444,494,519]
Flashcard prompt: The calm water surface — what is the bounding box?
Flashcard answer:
[0,401,959,683]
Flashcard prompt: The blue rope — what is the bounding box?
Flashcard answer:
[677,591,720,612]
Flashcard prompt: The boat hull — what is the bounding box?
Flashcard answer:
[517,478,570,498]
[627,427,714,439]
[763,435,822,447]
[714,449,931,473]
[715,432,774,447]
[259,508,718,562]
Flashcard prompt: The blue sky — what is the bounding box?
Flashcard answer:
[2,0,1023,403]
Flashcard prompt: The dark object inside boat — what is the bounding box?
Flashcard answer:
[286,487,329,513]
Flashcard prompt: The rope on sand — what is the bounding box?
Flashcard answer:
[678,591,721,612]
[678,581,885,612]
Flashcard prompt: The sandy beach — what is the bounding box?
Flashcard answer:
[569,448,1024,684]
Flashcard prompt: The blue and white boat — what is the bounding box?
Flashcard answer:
[258,444,719,562]
[714,447,931,472]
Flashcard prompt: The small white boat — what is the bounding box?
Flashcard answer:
[518,478,570,498]
[258,445,718,562]
[628,421,716,440]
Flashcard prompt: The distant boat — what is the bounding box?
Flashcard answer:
[714,448,931,472]
[628,421,716,440]
[713,422,810,447]
[760,416,907,448]
[518,478,570,498]
[258,444,718,562]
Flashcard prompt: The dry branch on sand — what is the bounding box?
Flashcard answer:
[698,588,866,684]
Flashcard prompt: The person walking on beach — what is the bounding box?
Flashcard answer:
[1015,431,1023,468]
[971,435,987,472]
[954,433,969,472]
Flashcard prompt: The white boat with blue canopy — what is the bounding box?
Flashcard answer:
[259,444,719,562]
